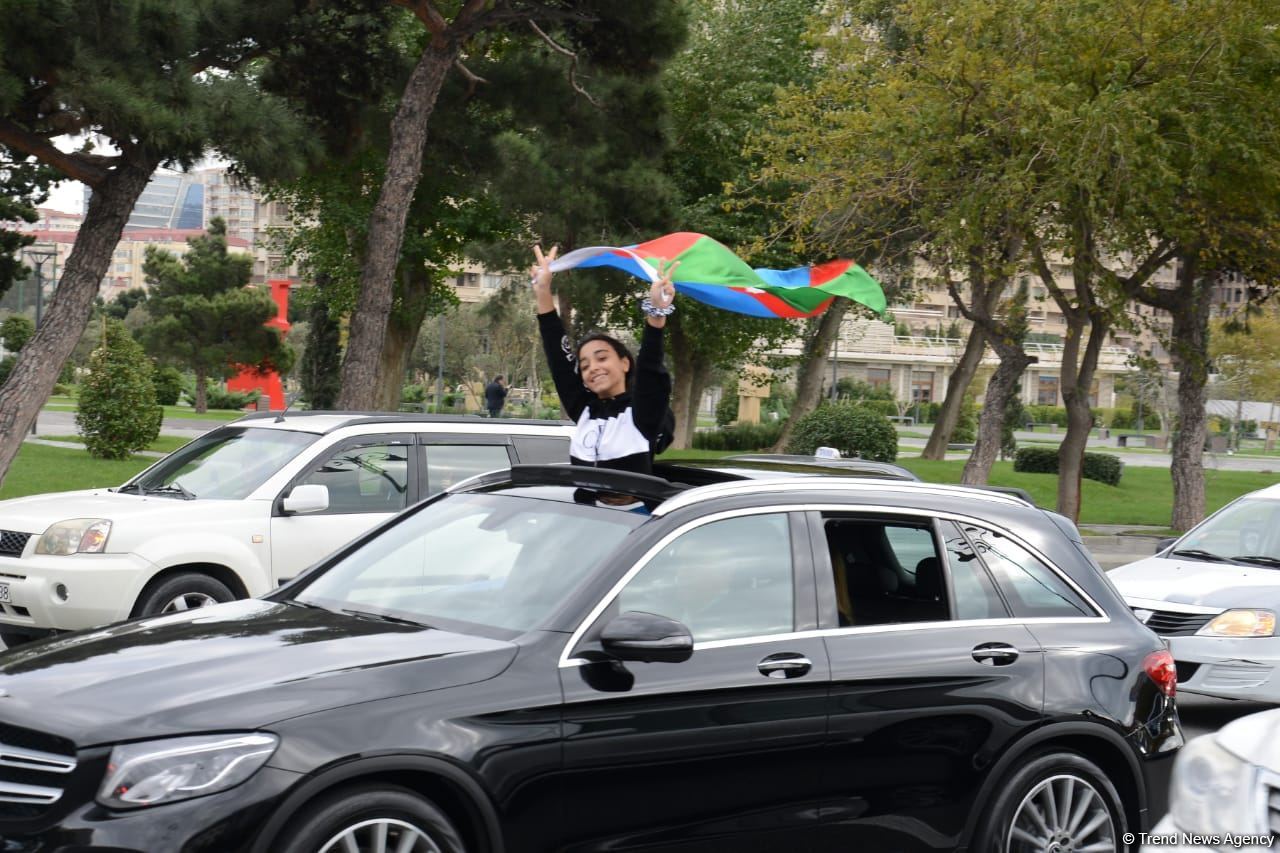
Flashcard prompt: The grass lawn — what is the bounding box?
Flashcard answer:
[43,397,247,422]
[660,449,1276,526]
[38,435,190,454]
[0,444,154,501]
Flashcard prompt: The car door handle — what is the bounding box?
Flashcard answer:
[972,643,1020,666]
[758,653,812,679]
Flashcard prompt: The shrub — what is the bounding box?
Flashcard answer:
[952,394,978,444]
[401,384,426,404]
[785,404,898,462]
[715,383,739,426]
[1013,447,1124,486]
[0,315,34,352]
[692,421,784,452]
[835,378,894,401]
[0,355,13,386]
[152,366,185,406]
[76,321,162,459]
[184,385,256,410]
[1024,404,1069,426]
[854,399,900,418]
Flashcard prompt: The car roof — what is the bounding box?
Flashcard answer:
[231,411,574,435]
[719,454,920,480]
[454,463,1034,514]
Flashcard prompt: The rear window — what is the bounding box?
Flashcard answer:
[513,436,571,465]
[961,524,1095,618]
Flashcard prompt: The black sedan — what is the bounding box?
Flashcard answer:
[0,464,1181,852]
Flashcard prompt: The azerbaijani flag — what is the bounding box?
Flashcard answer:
[549,232,886,319]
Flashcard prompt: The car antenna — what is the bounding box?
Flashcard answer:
[275,391,301,423]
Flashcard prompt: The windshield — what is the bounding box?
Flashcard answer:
[293,493,644,633]
[127,427,319,500]
[1174,498,1280,564]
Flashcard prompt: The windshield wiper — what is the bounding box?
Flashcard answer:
[115,482,147,496]
[1231,555,1280,568]
[1171,548,1231,563]
[148,482,196,500]
[339,608,432,629]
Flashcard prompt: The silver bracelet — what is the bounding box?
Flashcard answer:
[640,297,675,317]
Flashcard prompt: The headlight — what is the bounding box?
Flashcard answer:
[1198,609,1276,637]
[34,519,112,556]
[1167,734,1261,836]
[97,733,278,809]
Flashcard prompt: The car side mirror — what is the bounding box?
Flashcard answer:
[600,611,693,664]
[282,484,329,515]
[1156,537,1177,555]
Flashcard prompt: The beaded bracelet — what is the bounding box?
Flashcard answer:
[640,297,676,317]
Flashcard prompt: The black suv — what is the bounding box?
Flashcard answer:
[0,464,1181,852]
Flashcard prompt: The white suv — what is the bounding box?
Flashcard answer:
[0,412,573,644]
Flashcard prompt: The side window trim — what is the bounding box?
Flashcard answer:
[275,433,418,516]
[561,507,803,666]
[790,512,819,634]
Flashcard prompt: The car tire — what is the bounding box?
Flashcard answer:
[134,572,236,617]
[275,784,466,853]
[975,750,1128,853]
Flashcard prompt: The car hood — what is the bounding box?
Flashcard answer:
[0,489,235,534]
[1109,555,1280,609]
[0,599,517,747]
[1217,707,1280,772]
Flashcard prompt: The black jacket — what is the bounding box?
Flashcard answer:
[538,311,673,474]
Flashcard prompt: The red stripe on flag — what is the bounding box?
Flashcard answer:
[809,260,853,287]
[631,232,704,260]
[743,289,833,319]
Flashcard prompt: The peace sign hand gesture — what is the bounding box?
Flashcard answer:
[644,259,678,328]
[531,244,558,313]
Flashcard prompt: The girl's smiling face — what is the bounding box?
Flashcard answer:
[578,339,631,399]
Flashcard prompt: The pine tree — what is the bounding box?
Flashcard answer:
[300,295,342,410]
[140,220,294,413]
[76,321,161,459]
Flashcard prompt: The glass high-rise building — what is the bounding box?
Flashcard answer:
[83,171,205,231]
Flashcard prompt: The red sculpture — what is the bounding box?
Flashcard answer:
[227,279,291,411]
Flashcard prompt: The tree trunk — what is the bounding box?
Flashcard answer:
[963,345,1034,485]
[0,160,156,488]
[666,317,712,450]
[923,328,987,459]
[772,299,850,452]
[373,269,436,411]
[1056,316,1107,521]
[338,40,457,409]
[1168,265,1211,531]
[195,371,208,414]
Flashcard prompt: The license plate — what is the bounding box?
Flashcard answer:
[0,583,10,604]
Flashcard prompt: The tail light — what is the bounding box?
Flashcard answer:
[1143,648,1177,697]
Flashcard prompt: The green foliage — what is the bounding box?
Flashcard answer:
[401,384,426,404]
[299,296,342,410]
[152,366,184,406]
[183,385,256,411]
[785,404,898,462]
[0,150,54,300]
[715,383,739,426]
[0,315,34,352]
[1110,407,1162,431]
[835,378,895,401]
[692,421,784,452]
[139,219,293,411]
[1001,394,1026,459]
[0,355,13,386]
[1024,405,1069,427]
[952,394,978,444]
[102,288,148,322]
[75,322,161,459]
[1014,447,1124,486]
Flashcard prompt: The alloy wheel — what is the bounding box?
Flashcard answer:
[1005,773,1117,853]
[316,818,442,853]
[159,592,220,613]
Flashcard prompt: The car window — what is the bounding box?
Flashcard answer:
[939,521,1008,620]
[296,440,411,514]
[133,426,318,500]
[962,525,1093,618]
[513,436,571,465]
[822,516,950,626]
[616,513,794,643]
[1177,498,1280,561]
[294,493,642,634]
[422,445,514,495]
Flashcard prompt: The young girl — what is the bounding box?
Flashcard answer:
[531,245,677,474]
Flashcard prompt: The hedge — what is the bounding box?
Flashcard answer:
[785,404,898,462]
[1013,446,1124,486]
[692,421,784,452]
